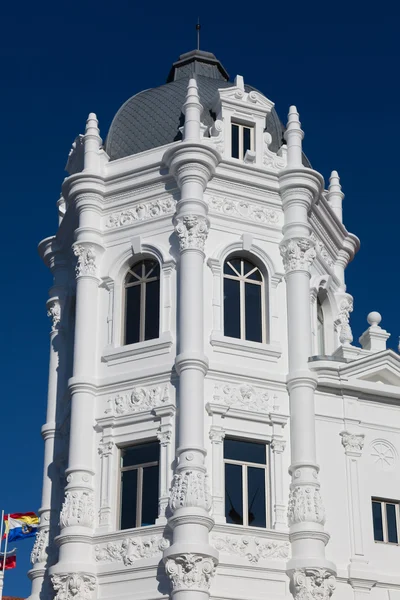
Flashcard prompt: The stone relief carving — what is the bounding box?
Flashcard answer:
[208,196,279,225]
[47,299,61,332]
[280,238,316,274]
[271,438,286,454]
[291,568,336,600]
[106,384,170,415]
[105,198,175,229]
[175,215,209,251]
[165,554,216,591]
[213,535,289,563]
[209,427,225,444]
[51,573,96,600]
[334,297,353,345]
[60,490,95,529]
[213,383,276,413]
[209,119,224,154]
[157,428,172,446]
[370,440,396,471]
[98,441,114,457]
[95,535,170,565]
[340,431,365,454]
[170,470,212,512]
[263,132,287,170]
[31,528,49,564]
[73,245,97,277]
[310,232,334,268]
[287,486,326,526]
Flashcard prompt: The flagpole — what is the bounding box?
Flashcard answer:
[0,514,10,600]
[0,511,4,600]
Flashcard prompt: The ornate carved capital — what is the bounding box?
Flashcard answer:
[165,554,216,592]
[271,438,286,454]
[334,297,354,345]
[291,568,336,600]
[30,528,49,564]
[59,490,95,528]
[98,441,114,457]
[47,298,61,332]
[209,427,225,444]
[174,215,209,251]
[169,470,212,512]
[73,245,97,278]
[280,238,316,274]
[51,573,96,600]
[157,427,172,446]
[340,431,365,455]
[288,486,326,526]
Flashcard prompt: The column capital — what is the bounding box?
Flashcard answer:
[290,568,336,600]
[174,215,209,252]
[271,437,286,454]
[72,243,102,279]
[164,554,217,594]
[340,431,365,456]
[280,237,316,274]
[51,572,96,600]
[209,426,225,444]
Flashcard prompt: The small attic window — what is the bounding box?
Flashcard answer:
[231,122,254,160]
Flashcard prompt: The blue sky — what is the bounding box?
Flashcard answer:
[1,1,399,595]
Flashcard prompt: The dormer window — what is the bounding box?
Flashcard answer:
[231,122,254,160]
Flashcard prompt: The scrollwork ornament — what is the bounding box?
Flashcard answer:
[30,528,49,564]
[291,568,336,600]
[280,238,316,274]
[47,299,61,331]
[174,215,209,251]
[334,297,353,345]
[165,554,216,591]
[169,470,212,512]
[73,245,97,277]
[51,573,96,600]
[288,486,326,526]
[59,490,95,528]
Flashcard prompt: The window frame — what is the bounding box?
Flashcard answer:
[223,256,267,344]
[119,441,159,530]
[223,437,270,528]
[231,121,255,160]
[122,259,161,346]
[371,497,400,545]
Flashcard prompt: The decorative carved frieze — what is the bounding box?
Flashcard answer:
[291,568,336,600]
[73,245,97,277]
[280,238,316,274]
[31,528,49,564]
[170,470,212,512]
[213,534,289,563]
[310,232,334,268]
[209,196,279,225]
[47,299,61,332]
[287,486,326,526]
[106,384,170,415]
[51,573,96,600]
[213,383,275,413]
[263,132,287,170]
[105,198,175,229]
[340,431,365,455]
[334,297,353,345]
[59,490,95,528]
[165,554,216,591]
[174,215,209,251]
[95,535,170,565]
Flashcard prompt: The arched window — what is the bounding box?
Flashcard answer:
[223,257,266,343]
[124,259,160,345]
[316,297,325,355]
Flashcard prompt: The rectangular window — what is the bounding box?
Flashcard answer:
[120,441,159,529]
[372,498,400,544]
[231,123,254,160]
[224,438,268,528]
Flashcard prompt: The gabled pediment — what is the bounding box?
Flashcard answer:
[340,350,400,388]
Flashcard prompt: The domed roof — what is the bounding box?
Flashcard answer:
[105,50,304,164]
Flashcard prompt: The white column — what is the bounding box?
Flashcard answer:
[209,427,225,524]
[279,106,336,598]
[162,79,220,600]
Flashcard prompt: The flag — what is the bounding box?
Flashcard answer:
[0,548,17,570]
[3,513,39,542]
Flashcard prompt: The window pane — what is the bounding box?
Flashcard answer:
[243,127,252,156]
[245,282,262,343]
[246,268,262,282]
[386,504,398,543]
[224,439,266,465]
[125,285,141,344]
[224,277,241,339]
[225,463,243,524]
[372,501,384,541]
[247,466,266,527]
[141,465,159,526]
[122,442,159,468]
[120,469,137,530]
[144,260,159,278]
[144,279,160,340]
[231,124,239,159]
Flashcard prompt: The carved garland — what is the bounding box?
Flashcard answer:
[174,215,209,251]
[106,384,170,416]
[213,383,276,413]
[95,535,170,565]
[209,196,279,225]
[165,554,217,591]
[213,535,289,563]
[169,470,212,512]
[105,198,175,229]
[280,238,316,274]
[51,573,96,600]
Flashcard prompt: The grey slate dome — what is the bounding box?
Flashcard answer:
[105,50,288,162]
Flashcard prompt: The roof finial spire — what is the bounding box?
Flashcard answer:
[196,18,201,51]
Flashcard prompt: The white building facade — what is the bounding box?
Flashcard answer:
[28,50,400,600]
